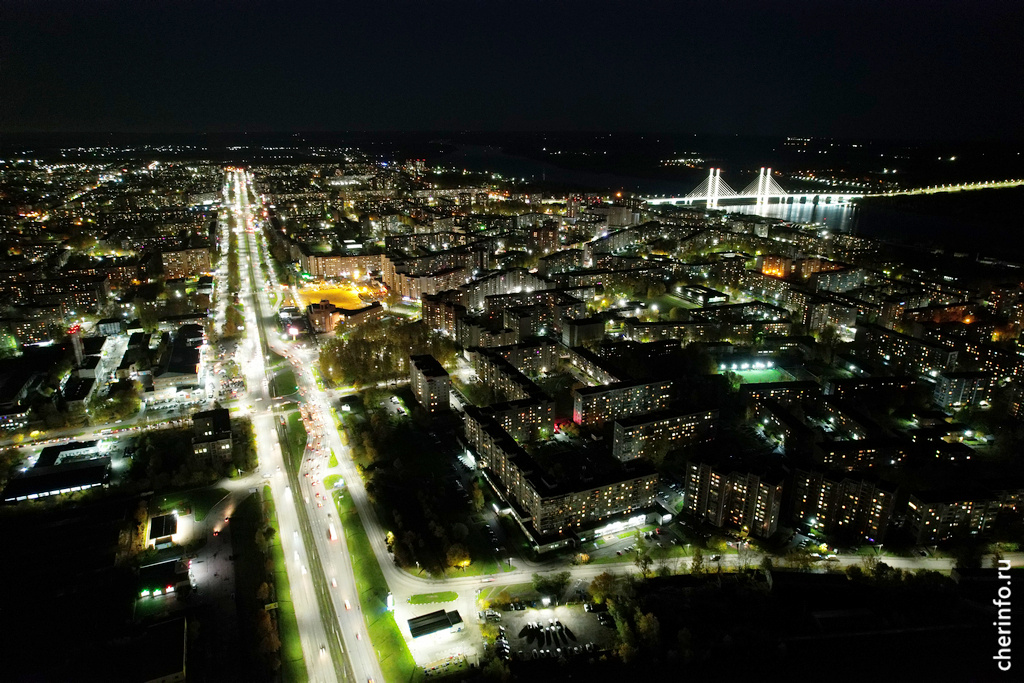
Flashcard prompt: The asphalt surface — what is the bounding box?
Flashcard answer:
[231,169,381,683]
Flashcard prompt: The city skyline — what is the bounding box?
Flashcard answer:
[3,2,1024,680]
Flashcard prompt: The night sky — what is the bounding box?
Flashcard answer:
[2,0,1022,139]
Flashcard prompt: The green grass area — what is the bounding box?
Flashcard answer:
[478,582,538,604]
[328,449,338,468]
[285,411,308,471]
[191,487,230,523]
[331,488,419,683]
[409,591,458,605]
[323,474,344,490]
[730,367,795,384]
[264,486,307,682]
[652,293,702,312]
[591,553,638,565]
[615,526,655,539]
[441,556,516,578]
[272,368,298,396]
[152,486,229,523]
[267,349,288,370]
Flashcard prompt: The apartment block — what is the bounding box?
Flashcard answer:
[906,491,1002,544]
[612,409,718,462]
[858,323,958,374]
[791,469,895,543]
[409,354,450,414]
[684,461,784,538]
[933,371,996,411]
[161,247,211,280]
[573,378,674,427]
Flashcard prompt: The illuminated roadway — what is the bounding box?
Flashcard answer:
[232,169,384,683]
[226,170,347,683]
[234,169,1024,679]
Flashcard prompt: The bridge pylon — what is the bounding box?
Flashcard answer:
[741,167,788,204]
[687,168,738,208]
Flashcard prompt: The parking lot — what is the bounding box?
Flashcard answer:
[487,604,617,663]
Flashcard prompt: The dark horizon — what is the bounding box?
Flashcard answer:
[3,1,1022,141]
[4,129,1024,145]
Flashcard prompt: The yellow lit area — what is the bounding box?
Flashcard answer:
[294,283,364,310]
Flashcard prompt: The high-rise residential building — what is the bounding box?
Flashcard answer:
[906,491,1002,544]
[612,409,718,462]
[572,378,674,427]
[791,469,895,543]
[161,247,212,279]
[410,354,450,414]
[684,461,784,538]
[933,371,996,411]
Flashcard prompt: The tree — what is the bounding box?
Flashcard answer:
[634,548,654,580]
[617,641,640,663]
[481,657,511,681]
[0,447,23,490]
[690,547,705,575]
[256,582,270,602]
[635,610,661,649]
[817,323,841,364]
[259,631,282,654]
[532,571,571,599]
[0,331,18,359]
[136,300,160,333]
[588,572,618,604]
[224,306,244,339]
[255,610,274,639]
[471,480,485,512]
[446,543,471,569]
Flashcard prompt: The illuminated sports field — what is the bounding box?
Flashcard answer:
[294,285,363,310]
[732,367,795,384]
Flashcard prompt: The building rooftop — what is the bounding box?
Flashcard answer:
[149,513,179,540]
[408,609,463,638]
[2,459,110,502]
[410,354,449,378]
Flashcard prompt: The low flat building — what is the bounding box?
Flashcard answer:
[407,610,464,639]
[2,458,110,502]
[149,513,180,548]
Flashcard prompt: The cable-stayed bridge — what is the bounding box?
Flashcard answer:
[644,167,861,207]
[643,168,1024,207]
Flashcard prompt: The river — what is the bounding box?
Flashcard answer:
[442,144,1024,259]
